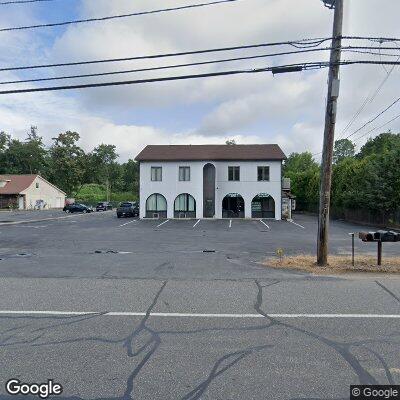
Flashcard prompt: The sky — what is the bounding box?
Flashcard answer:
[0,0,399,162]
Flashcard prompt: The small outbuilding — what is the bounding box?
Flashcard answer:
[0,174,66,210]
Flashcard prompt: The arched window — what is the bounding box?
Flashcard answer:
[251,194,275,218]
[145,193,167,218]
[222,193,244,218]
[174,193,196,218]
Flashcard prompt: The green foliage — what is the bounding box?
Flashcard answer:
[284,152,320,210]
[333,138,355,164]
[47,131,85,195]
[0,127,47,175]
[288,132,400,215]
[74,184,137,205]
[0,128,140,199]
[358,131,400,158]
[284,152,318,173]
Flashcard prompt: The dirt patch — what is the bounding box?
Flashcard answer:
[264,254,400,274]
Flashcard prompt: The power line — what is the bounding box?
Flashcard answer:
[0,0,240,32]
[352,113,400,145]
[0,37,333,72]
[0,0,55,4]
[0,46,340,85]
[0,62,331,95]
[3,46,399,86]
[2,59,400,95]
[343,95,400,140]
[336,45,400,140]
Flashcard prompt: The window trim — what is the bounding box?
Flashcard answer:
[178,166,190,182]
[151,166,162,182]
[257,166,270,182]
[228,166,240,182]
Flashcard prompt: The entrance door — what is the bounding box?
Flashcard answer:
[203,163,215,218]
[18,196,24,210]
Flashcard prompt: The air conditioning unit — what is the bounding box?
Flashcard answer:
[282,178,291,190]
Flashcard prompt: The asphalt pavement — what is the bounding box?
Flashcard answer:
[0,211,399,399]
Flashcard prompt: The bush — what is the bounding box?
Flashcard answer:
[74,184,137,206]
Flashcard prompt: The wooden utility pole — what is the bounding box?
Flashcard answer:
[317,0,344,266]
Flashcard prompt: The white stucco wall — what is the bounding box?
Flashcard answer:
[22,176,66,209]
[140,161,204,219]
[139,160,282,219]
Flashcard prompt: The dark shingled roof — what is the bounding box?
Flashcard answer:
[135,144,286,161]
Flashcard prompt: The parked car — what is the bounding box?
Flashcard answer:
[116,202,139,218]
[96,202,113,211]
[63,203,94,213]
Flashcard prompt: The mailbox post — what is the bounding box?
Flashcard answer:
[359,230,400,266]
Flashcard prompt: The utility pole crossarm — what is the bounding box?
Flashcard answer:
[317,0,344,266]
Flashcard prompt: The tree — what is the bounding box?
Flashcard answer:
[225,139,236,145]
[283,152,318,174]
[333,138,355,164]
[0,127,47,175]
[358,131,400,158]
[47,131,85,195]
[91,144,119,200]
[122,159,139,193]
[283,152,320,211]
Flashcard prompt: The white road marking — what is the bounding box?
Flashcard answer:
[229,219,232,228]
[260,220,270,229]
[156,219,169,228]
[0,310,399,319]
[193,219,201,228]
[119,219,137,227]
[289,220,305,229]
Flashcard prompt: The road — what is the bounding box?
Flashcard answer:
[0,211,399,399]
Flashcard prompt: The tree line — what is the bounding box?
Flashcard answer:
[0,128,139,200]
[284,132,400,224]
[1,127,398,222]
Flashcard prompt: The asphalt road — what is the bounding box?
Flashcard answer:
[0,211,399,399]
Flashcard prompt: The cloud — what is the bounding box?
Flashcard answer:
[1,0,400,162]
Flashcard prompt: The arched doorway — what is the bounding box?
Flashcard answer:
[145,193,167,218]
[203,163,215,218]
[222,193,244,218]
[174,193,196,218]
[251,194,275,218]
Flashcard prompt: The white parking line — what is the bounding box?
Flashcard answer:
[156,219,169,228]
[229,219,232,228]
[0,310,399,319]
[193,219,201,228]
[260,220,270,229]
[289,220,305,229]
[119,219,137,227]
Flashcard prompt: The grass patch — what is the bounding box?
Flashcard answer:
[264,254,400,274]
[74,183,137,205]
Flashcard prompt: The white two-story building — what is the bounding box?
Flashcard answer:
[135,144,286,220]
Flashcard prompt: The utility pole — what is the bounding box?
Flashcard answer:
[317,0,344,266]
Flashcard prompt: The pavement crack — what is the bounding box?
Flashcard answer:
[253,279,380,385]
[180,344,272,400]
[121,280,167,400]
[375,280,400,304]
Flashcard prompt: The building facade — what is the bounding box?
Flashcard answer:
[135,144,286,220]
[0,175,66,210]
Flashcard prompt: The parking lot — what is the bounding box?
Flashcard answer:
[0,210,397,280]
[1,210,399,399]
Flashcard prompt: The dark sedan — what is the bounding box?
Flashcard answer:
[116,202,139,218]
[96,202,113,211]
[63,203,94,213]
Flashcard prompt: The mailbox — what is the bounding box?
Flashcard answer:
[359,232,375,242]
